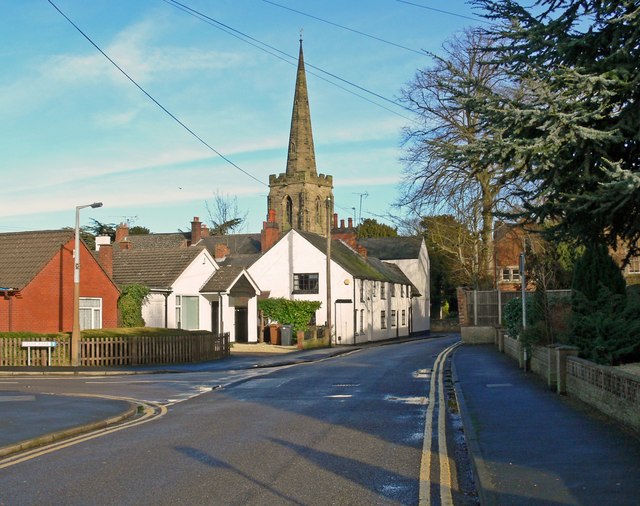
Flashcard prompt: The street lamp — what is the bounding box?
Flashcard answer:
[71,202,103,366]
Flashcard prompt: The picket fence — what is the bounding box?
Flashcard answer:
[0,333,229,367]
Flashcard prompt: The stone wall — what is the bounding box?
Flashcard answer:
[492,335,639,432]
[567,357,640,432]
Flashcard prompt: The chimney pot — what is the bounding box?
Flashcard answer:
[348,217,353,228]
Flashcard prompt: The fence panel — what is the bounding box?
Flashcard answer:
[463,289,571,326]
[0,333,229,367]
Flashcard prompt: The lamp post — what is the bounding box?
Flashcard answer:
[71,202,103,366]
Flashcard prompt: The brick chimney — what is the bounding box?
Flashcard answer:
[214,243,231,261]
[191,217,202,245]
[261,209,280,253]
[332,213,359,250]
[115,223,129,243]
[201,223,209,238]
[98,243,113,277]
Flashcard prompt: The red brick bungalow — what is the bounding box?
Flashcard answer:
[0,230,119,333]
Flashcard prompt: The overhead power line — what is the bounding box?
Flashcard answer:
[260,0,426,56]
[163,0,415,119]
[47,0,267,187]
[395,0,489,24]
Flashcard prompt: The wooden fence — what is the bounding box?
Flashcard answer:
[0,333,230,367]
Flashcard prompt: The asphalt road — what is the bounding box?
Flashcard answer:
[0,336,460,505]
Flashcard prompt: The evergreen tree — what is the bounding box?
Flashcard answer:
[475,0,640,258]
[571,244,626,301]
[357,218,398,238]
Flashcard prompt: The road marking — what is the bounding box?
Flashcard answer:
[419,341,461,506]
[0,395,166,470]
[0,395,35,402]
[384,395,428,405]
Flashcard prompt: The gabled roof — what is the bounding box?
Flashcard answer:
[0,229,74,289]
[200,265,258,295]
[299,231,387,281]
[297,231,418,292]
[112,246,207,289]
[358,237,423,260]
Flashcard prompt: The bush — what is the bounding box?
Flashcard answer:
[118,284,150,327]
[568,287,640,365]
[258,298,322,332]
[568,245,638,365]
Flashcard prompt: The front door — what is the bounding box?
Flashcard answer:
[234,307,248,343]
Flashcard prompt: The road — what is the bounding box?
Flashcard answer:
[0,336,470,505]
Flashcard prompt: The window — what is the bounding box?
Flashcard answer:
[391,310,396,327]
[501,267,521,283]
[293,273,319,294]
[359,309,364,334]
[381,283,386,299]
[359,280,365,302]
[381,310,386,329]
[176,295,199,330]
[316,198,321,225]
[79,298,102,330]
[390,283,396,297]
[401,285,405,298]
[285,196,293,225]
[401,310,406,326]
[372,281,377,297]
[626,257,640,274]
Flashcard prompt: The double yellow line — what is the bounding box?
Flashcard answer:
[419,340,461,506]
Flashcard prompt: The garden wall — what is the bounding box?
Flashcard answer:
[492,335,640,433]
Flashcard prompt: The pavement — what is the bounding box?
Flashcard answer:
[2,337,640,504]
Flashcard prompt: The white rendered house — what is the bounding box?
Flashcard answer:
[248,230,419,344]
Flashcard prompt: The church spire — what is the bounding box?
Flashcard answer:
[285,37,317,176]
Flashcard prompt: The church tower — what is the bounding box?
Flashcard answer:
[268,39,334,237]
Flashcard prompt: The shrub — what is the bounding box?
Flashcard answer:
[118,284,150,327]
[568,287,640,365]
[258,298,322,332]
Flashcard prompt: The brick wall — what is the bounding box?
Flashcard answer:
[0,239,118,333]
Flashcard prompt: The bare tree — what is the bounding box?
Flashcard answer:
[205,190,248,235]
[398,28,518,288]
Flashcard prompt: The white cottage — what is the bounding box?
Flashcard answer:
[110,243,260,343]
[248,230,421,345]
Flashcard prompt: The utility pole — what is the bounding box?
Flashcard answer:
[326,197,332,347]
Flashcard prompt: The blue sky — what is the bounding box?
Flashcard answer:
[1,0,483,235]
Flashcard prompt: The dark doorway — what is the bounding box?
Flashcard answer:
[211,301,219,335]
[235,307,248,343]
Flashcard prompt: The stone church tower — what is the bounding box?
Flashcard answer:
[268,39,334,237]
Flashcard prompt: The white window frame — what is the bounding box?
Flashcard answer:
[79,297,102,330]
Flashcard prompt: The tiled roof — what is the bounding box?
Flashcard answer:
[112,246,205,289]
[200,234,262,255]
[200,265,246,292]
[357,237,422,260]
[298,231,417,286]
[125,233,189,249]
[0,230,74,289]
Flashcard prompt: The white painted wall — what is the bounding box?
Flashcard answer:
[249,230,415,345]
[382,240,430,333]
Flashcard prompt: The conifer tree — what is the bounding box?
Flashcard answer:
[475,0,640,258]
